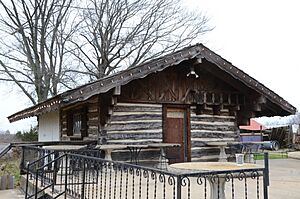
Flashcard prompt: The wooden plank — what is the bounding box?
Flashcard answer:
[87,129,99,135]
[191,137,236,142]
[191,132,237,139]
[110,114,162,121]
[87,112,99,118]
[108,132,162,140]
[110,120,161,124]
[116,103,162,108]
[113,86,121,95]
[112,111,162,116]
[114,106,162,112]
[0,175,7,190]
[107,139,162,144]
[191,124,236,131]
[88,126,98,130]
[107,129,162,134]
[190,111,236,119]
[106,122,162,131]
[8,175,14,189]
[88,107,98,113]
[191,120,235,126]
[87,120,99,127]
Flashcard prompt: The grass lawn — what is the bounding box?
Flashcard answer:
[254,152,288,160]
[0,156,21,187]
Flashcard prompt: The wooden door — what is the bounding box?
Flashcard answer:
[163,106,190,163]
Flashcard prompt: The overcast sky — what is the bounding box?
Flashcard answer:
[0,0,299,133]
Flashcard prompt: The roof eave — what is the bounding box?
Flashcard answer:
[8,43,296,122]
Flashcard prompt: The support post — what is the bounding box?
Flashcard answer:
[64,155,68,199]
[25,164,30,199]
[81,159,86,199]
[35,169,39,199]
[176,176,182,199]
[263,152,269,199]
[20,146,25,174]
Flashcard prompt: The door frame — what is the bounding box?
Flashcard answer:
[162,104,191,162]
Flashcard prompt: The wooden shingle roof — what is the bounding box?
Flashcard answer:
[8,43,296,122]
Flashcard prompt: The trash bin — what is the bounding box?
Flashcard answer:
[261,141,279,151]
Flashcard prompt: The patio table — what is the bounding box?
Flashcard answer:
[96,144,128,161]
[127,144,148,164]
[43,145,87,175]
[148,143,181,170]
[170,162,263,199]
[43,145,87,151]
[207,142,228,162]
[230,141,265,163]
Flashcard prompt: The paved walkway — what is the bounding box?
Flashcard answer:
[257,158,300,199]
[288,151,300,159]
[0,188,24,198]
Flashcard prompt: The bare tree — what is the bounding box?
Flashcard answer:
[72,0,212,79]
[0,0,79,104]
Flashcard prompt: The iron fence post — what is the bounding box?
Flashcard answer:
[64,154,68,199]
[20,146,25,174]
[25,163,30,199]
[35,169,39,199]
[263,152,269,199]
[177,175,182,199]
[81,158,86,199]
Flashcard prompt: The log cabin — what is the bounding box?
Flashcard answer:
[8,44,296,162]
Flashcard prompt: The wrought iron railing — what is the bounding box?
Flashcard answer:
[22,146,269,199]
[25,151,65,199]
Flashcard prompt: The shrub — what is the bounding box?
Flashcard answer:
[15,126,38,141]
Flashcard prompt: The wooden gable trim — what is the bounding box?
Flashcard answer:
[59,44,297,114]
[199,46,295,114]
[8,43,296,122]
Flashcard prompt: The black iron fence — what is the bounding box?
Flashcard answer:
[22,146,269,199]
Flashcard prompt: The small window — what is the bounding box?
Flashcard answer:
[73,113,82,136]
[66,107,87,139]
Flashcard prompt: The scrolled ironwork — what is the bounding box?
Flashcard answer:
[22,145,268,199]
[129,167,135,175]
[151,170,157,180]
[225,172,234,182]
[181,176,191,187]
[210,174,220,184]
[168,175,176,186]
[136,167,142,177]
[159,173,166,183]
[238,171,247,181]
[251,170,259,179]
[196,175,207,185]
[143,169,150,179]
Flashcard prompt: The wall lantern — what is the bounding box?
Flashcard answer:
[187,65,199,78]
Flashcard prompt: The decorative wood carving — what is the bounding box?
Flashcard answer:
[120,66,246,105]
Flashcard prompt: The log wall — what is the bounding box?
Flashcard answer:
[190,106,239,161]
[105,102,163,163]
[106,102,163,144]
[60,96,99,140]
[86,97,100,140]
[60,100,240,163]
[60,110,68,140]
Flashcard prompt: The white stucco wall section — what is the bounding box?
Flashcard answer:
[38,111,60,141]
